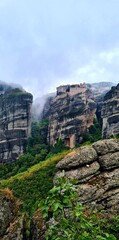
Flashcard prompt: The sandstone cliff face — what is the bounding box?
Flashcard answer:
[101,84,119,138]
[0,88,33,163]
[48,84,96,148]
[55,139,119,214]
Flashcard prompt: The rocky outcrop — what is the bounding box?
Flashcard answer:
[0,88,33,163]
[101,84,119,138]
[0,188,36,239]
[0,188,46,240]
[0,188,23,239]
[48,84,96,148]
[55,139,119,214]
[31,209,46,240]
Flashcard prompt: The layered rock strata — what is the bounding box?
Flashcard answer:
[0,88,33,163]
[101,84,119,138]
[48,84,96,148]
[55,139,119,214]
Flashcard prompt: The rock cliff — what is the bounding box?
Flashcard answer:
[101,84,119,138]
[48,84,96,148]
[55,139,119,214]
[0,88,33,163]
[89,82,115,126]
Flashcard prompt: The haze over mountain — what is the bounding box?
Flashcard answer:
[0,0,119,98]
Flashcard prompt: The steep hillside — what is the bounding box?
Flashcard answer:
[0,139,119,239]
[0,150,70,213]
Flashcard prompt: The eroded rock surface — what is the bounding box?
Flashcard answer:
[0,88,33,163]
[101,84,119,138]
[31,209,46,240]
[48,84,96,148]
[56,146,97,169]
[55,139,119,214]
[0,188,20,238]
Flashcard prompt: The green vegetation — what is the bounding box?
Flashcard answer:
[0,120,49,180]
[0,120,69,180]
[111,134,119,139]
[6,163,57,214]
[6,88,32,98]
[0,118,70,214]
[41,177,119,240]
[0,117,102,216]
[0,116,118,239]
[0,151,70,214]
[82,118,102,143]
[50,138,69,154]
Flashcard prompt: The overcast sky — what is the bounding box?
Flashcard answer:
[0,0,119,98]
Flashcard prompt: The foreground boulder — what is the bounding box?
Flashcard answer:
[55,139,119,214]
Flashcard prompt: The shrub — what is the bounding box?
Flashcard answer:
[50,139,69,154]
[41,177,117,240]
[83,118,102,143]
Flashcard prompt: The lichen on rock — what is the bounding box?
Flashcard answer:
[55,139,119,214]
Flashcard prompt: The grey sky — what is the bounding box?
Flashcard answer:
[0,0,119,98]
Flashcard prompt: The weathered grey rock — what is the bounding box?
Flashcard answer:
[101,84,119,138]
[0,190,36,240]
[48,84,96,148]
[2,216,24,240]
[99,152,119,170]
[56,146,97,170]
[0,189,19,237]
[55,161,100,183]
[55,139,119,214]
[0,88,33,163]
[77,169,119,213]
[31,209,46,240]
[92,139,119,155]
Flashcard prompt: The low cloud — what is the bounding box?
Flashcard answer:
[0,1,119,99]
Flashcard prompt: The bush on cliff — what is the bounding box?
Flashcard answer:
[0,119,50,180]
[83,118,102,143]
[41,177,118,240]
[50,138,69,154]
